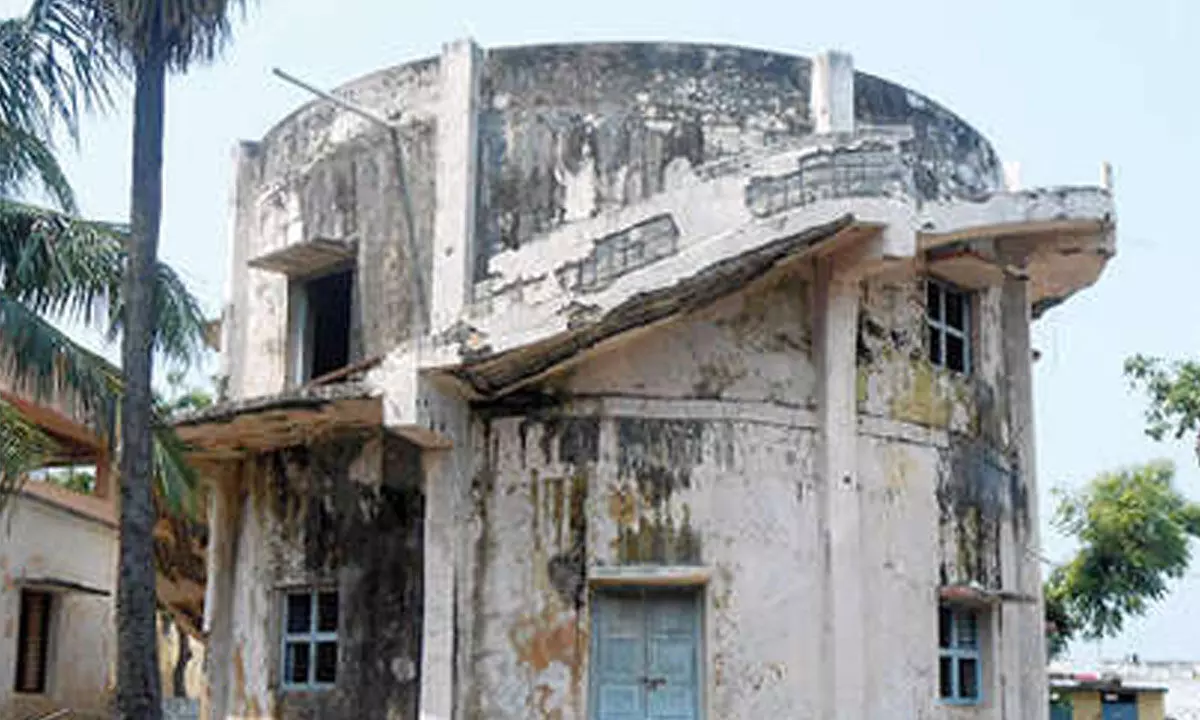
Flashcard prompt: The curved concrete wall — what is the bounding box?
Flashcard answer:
[472,43,1000,269]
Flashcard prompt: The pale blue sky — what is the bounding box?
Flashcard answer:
[5,0,1198,663]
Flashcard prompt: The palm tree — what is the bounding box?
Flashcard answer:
[0,0,205,509]
[77,2,249,716]
[0,6,208,717]
[0,201,206,506]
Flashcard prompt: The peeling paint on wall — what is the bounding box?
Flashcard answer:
[217,432,425,719]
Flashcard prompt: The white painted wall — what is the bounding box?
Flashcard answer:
[0,492,117,719]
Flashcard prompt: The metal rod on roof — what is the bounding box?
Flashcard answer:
[271,67,395,129]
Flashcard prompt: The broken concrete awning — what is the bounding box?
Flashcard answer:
[452,214,866,397]
[174,382,383,461]
[939,583,1038,607]
[17,576,110,597]
[247,237,357,277]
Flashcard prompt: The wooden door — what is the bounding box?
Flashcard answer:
[590,589,702,720]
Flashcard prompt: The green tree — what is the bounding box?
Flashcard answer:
[0,0,205,515]
[79,2,249,716]
[158,368,214,416]
[1044,461,1200,658]
[41,464,98,492]
[1125,354,1200,452]
[0,6,210,717]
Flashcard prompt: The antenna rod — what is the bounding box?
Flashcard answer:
[271,67,395,129]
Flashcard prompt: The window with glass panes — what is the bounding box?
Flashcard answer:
[926,278,971,374]
[938,605,982,704]
[281,589,338,690]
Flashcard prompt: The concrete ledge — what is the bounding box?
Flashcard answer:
[588,565,711,588]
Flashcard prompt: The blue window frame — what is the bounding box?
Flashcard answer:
[281,589,338,691]
[938,605,982,704]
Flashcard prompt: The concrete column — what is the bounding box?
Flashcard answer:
[1000,271,1047,718]
[92,449,113,500]
[418,386,471,720]
[223,141,260,398]
[811,50,855,134]
[814,254,865,719]
[431,38,482,334]
[201,468,242,720]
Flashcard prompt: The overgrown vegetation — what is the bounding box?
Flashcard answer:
[1044,461,1200,658]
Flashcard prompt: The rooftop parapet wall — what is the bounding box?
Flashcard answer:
[472,43,1001,276]
[235,41,1002,295]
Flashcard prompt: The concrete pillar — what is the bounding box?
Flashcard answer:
[418,390,471,720]
[1000,269,1048,718]
[92,449,113,500]
[201,468,242,720]
[814,253,865,719]
[431,38,483,334]
[811,50,855,135]
[223,141,260,398]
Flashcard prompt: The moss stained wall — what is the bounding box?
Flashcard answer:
[460,411,824,720]
[220,432,425,719]
[474,44,814,270]
[855,271,1028,593]
[227,59,441,398]
[565,265,816,406]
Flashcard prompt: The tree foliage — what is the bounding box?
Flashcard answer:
[1045,461,1200,658]
[0,0,116,210]
[1126,354,1200,452]
[0,1,208,518]
[79,0,249,71]
[0,200,208,516]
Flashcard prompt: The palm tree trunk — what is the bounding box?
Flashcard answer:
[117,21,168,720]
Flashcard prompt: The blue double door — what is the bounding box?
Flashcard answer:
[589,588,703,720]
[1102,695,1138,720]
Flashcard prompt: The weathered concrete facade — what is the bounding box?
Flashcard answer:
[0,358,207,718]
[190,39,1116,720]
[0,483,117,719]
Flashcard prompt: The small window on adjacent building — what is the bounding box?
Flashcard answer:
[14,590,53,694]
[926,277,971,374]
[281,589,338,690]
[938,605,982,704]
[290,269,353,385]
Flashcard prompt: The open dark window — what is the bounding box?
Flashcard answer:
[926,277,972,374]
[14,590,52,694]
[291,269,354,384]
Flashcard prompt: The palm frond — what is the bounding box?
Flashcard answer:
[105,256,207,367]
[151,415,196,516]
[82,0,250,72]
[0,292,122,420]
[0,122,75,210]
[0,0,117,141]
[0,298,198,516]
[0,199,206,366]
[0,396,60,515]
[23,0,117,133]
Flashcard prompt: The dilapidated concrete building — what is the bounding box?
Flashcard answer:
[181,39,1116,720]
[0,378,205,719]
